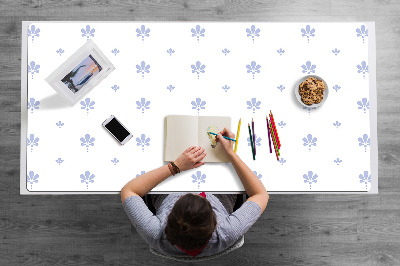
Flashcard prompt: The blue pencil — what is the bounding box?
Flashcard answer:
[207,132,236,142]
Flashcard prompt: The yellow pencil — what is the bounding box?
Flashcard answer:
[234,118,241,153]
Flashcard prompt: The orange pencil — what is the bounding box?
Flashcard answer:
[270,111,281,148]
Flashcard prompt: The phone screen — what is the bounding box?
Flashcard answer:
[105,118,130,142]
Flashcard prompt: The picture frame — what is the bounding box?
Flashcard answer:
[45,39,115,106]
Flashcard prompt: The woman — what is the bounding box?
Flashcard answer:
[121,128,269,258]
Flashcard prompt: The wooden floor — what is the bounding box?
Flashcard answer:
[1,1,400,265]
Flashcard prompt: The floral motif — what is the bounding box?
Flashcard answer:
[27,134,39,152]
[303,171,318,189]
[246,98,261,113]
[191,61,206,79]
[301,61,316,74]
[279,158,286,165]
[80,134,95,152]
[332,85,341,92]
[277,85,285,92]
[136,134,151,152]
[56,121,64,128]
[301,25,315,43]
[28,25,40,43]
[80,98,95,115]
[136,25,150,42]
[56,48,64,56]
[357,98,369,113]
[111,85,119,92]
[359,171,371,189]
[81,25,95,41]
[278,121,286,128]
[222,85,230,92]
[191,98,206,115]
[27,98,40,113]
[80,171,95,189]
[191,25,205,43]
[277,48,285,55]
[247,134,262,147]
[28,61,40,79]
[246,25,260,43]
[358,134,370,152]
[334,158,342,165]
[111,48,120,56]
[333,121,341,128]
[167,48,175,56]
[356,61,368,79]
[332,48,340,56]
[167,85,175,92]
[302,134,317,152]
[246,61,261,79]
[356,25,368,43]
[136,98,150,113]
[222,48,230,56]
[111,158,119,165]
[253,171,262,180]
[192,171,206,189]
[55,158,64,165]
[136,61,151,78]
[136,171,146,177]
[27,171,39,189]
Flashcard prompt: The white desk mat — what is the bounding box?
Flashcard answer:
[26,22,372,192]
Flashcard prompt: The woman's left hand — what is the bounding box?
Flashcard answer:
[174,146,206,172]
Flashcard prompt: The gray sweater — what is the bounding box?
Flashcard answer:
[123,192,262,258]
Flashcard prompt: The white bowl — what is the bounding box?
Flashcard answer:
[295,75,329,108]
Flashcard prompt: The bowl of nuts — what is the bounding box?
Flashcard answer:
[295,75,328,108]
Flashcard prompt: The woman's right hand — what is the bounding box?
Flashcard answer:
[215,127,235,158]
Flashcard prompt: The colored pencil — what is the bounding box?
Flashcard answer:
[266,116,272,153]
[248,123,255,160]
[269,113,280,149]
[252,118,256,156]
[234,118,241,153]
[269,122,279,161]
[207,132,236,142]
[270,110,281,148]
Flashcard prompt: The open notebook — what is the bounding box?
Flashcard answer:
[164,115,232,162]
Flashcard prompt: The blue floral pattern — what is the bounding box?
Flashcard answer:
[136,171,146,177]
[359,171,371,189]
[28,61,40,79]
[28,25,40,43]
[27,134,39,152]
[301,25,315,43]
[334,158,342,165]
[246,25,260,43]
[253,171,262,179]
[136,25,150,42]
[81,25,95,41]
[80,98,95,115]
[167,48,175,56]
[111,158,119,165]
[222,48,230,56]
[136,61,151,79]
[222,85,230,92]
[80,171,95,189]
[191,25,205,43]
[302,134,317,152]
[56,48,64,56]
[279,158,286,165]
[191,98,206,115]
[28,98,40,113]
[191,61,206,79]
[358,134,370,152]
[56,158,64,165]
[247,134,262,147]
[356,61,368,79]
[136,98,150,113]
[111,48,120,56]
[333,121,341,128]
[192,171,206,189]
[277,85,285,92]
[303,171,318,189]
[136,134,150,152]
[356,25,368,43]
[111,85,119,92]
[332,85,341,92]
[246,98,261,113]
[27,171,39,189]
[246,61,261,79]
[56,121,64,128]
[80,134,95,152]
[332,48,340,56]
[301,61,316,74]
[277,48,285,55]
[167,85,175,92]
[357,98,369,113]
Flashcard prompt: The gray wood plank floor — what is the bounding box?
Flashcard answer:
[1,1,400,265]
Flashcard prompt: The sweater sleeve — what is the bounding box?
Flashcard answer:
[217,200,262,248]
[122,195,162,245]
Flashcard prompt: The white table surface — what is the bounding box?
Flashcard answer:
[20,21,378,194]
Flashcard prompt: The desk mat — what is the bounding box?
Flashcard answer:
[26,22,373,192]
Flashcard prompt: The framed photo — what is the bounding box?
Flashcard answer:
[45,39,115,106]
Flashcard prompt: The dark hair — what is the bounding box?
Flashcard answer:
[165,194,217,250]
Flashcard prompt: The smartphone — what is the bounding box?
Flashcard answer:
[102,115,133,145]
